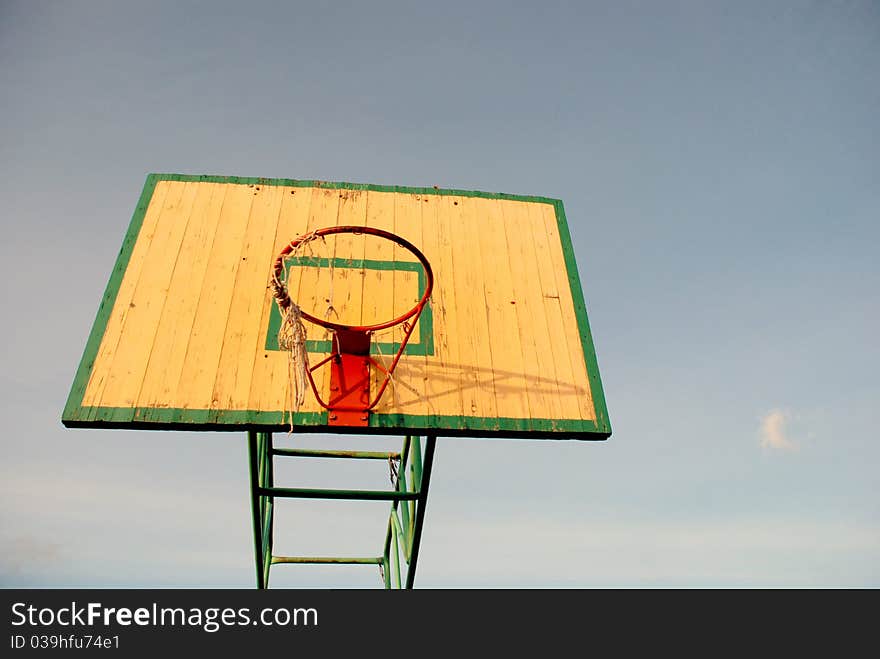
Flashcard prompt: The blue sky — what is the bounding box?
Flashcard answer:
[1,0,877,587]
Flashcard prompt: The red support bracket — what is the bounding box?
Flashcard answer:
[327,330,372,427]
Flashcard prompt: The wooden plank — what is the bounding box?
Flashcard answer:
[427,192,471,426]
[354,190,372,329]
[473,197,534,428]
[262,185,342,418]
[95,181,199,419]
[380,190,430,420]
[302,188,340,407]
[401,189,446,425]
[328,188,368,328]
[523,200,584,420]
[171,182,256,417]
[360,191,399,414]
[446,194,499,427]
[538,202,596,420]
[406,189,455,424]
[248,184,314,418]
[504,200,567,423]
[81,180,172,412]
[135,182,226,417]
[211,183,286,413]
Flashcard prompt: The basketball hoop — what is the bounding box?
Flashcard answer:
[271,226,434,427]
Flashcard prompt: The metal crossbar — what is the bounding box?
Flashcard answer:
[247,432,437,589]
[271,448,401,460]
[257,486,420,501]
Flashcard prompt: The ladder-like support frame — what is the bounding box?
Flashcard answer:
[247,432,437,589]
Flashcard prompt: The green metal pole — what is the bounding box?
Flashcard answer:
[267,432,274,545]
[247,431,265,589]
[260,432,274,588]
[391,518,401,588]
[405,435,436,589]
[261,511,272,581]
[391,510,410,562]
[382,520,392,589]
[395,435,413,561]
[410,436,422,537]
[398,468,410,543]
[411,435,423,484]
[398,435,412,481]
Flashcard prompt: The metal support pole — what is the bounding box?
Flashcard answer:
[247,431,266,589]
[405,435,436,589]
[260,432,274,588]
[391,518,401,588]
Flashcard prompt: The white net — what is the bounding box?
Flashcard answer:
[270,231,330,433]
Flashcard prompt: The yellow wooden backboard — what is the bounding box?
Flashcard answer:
[62,174,610,439]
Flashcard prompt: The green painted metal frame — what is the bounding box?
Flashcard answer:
[248,432,437,589]
[62,173,611,440]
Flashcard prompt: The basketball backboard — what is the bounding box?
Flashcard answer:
[62,174,610,439]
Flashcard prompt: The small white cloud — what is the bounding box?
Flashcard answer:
[759,409,799,451]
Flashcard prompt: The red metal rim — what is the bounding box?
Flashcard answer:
[272,225,434,333]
